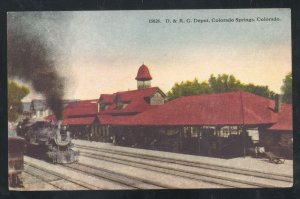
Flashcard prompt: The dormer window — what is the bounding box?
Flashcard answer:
[123,103,129,109]
[150,92,165,105]
[100,102,106,111]
[115,95,123,109]
[117,101,123,109]
[116,101,129,109]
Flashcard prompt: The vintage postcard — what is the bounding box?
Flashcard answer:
[7,9,292,190]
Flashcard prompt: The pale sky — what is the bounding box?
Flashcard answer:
[8,9,291,101]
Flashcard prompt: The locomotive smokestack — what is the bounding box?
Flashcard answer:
[7,13,65,120]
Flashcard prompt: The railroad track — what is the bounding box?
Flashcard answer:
[24,162,98,190]
[61,162,176,189]
[22,170,62,190]
[74,144,292,188]
[24,157,172,190]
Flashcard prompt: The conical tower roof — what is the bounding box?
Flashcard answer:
[135,64,152,81]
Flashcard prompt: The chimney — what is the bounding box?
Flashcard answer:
[275,94,282,112]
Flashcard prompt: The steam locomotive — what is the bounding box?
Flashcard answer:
[16,119,79,164]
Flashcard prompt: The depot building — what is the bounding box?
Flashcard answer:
[57,64,292,159]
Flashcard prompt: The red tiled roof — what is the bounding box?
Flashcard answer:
[99,87,161,115]
[97,115,134,125]
[268,104,292,131]
[113,91,281,126]
[62,91,292,131]
[64,99,98,117]
[63,117,96,125]
[135,64,152,81]
[241,92,278,125]
[100,94,116,104]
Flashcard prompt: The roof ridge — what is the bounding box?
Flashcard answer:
[100,93,115,96]
[76,99,98,102]
[175,91,241,100]
[114,87,158,95]
[175,90,274,100]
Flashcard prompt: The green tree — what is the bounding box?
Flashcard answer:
[242,83,275,99]
[167,74,275,100]
[208,74,242,92]
[281,72,292,104]
[167,78,211,100]
[8,81,29,121]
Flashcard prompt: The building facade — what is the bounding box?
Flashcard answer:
[60,64,293,158]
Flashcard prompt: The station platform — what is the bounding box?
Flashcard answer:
[72,139,293,177]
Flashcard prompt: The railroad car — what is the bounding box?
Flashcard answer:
[16,119,79,164]
[8,136,25,187]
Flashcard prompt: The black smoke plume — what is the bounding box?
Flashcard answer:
[8,18,65,120]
